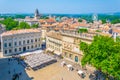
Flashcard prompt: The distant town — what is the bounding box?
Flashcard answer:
[0,9,120,80]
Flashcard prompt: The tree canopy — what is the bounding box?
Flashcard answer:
[13,22,31,30]
[111,19,120,24]
[101,19,107,24]
[78,18,82,22]
[96,30,101,32]
[78,28,88,33]
[0,18,39,30]
[116,37,120,42]
[31,23,39,28]
[80,35,120,79]
[0,18,19,30]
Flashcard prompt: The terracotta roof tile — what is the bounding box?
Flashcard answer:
[1,29,41,36]
[112,28,120,34]
[46,18,56,23]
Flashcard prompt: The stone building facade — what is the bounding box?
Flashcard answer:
[1,29,42,56]
[61,30,93,65]
[46,30,94,65]
[46,31,62,55]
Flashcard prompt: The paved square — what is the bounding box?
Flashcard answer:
[26,60,90,80]
[0,57,90,80]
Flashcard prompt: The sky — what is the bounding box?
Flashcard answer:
[0,0,120,14]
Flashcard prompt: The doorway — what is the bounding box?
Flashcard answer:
[23,47,26,52]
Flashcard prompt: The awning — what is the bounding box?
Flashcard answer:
[19,50,44,56]
[20,52,33,57]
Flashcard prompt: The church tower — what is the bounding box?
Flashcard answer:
[34,9,40,19]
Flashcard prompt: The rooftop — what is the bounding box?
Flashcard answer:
[1,29,41,36]
[112,28,120,34]
[60,30,95,41]
[47,31,62,40]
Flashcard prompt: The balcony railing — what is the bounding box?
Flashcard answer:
[60,30,94,40]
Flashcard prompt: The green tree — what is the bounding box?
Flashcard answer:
[31,23,39,28]
[0,18,40,30]
[111,19,120,24]
[101,19,107,24]
[17,22,31,29]
[80,35,120,79]
[78,19,82,22]
[1,18,19,30]
[96,30,101,32]
[78,28,88,33]
[116,37,120,42]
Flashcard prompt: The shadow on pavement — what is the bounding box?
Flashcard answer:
[0,57,33,80]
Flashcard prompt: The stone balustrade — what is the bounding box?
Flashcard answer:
[60,30,94,40]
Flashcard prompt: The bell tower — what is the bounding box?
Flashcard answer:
[34,9,40,19]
